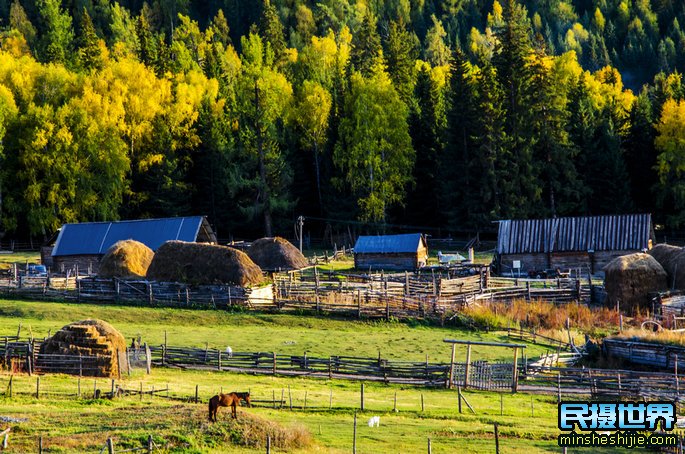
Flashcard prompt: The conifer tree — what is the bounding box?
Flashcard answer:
[78,9,103,71]
[36,0,74,64]
[384,19,419,105]
[351,10,382,77]
[260,0,286,64]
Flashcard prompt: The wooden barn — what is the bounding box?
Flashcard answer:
[495,214,654,276]
[50,216,217,274]
[354,233,428,271]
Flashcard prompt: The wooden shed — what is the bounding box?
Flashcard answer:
[495,214,654,276]
[354,233,428,271]
[51,216,217,274]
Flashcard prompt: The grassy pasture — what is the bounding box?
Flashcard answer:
[0,369,601,453]
[0,299,552,362]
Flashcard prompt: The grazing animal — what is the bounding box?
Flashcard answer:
[208,392,251,421]
[368,416,380,427]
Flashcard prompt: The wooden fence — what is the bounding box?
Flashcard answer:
[0,270,600,323]
[602,338,685,370]
[524,365,684,402]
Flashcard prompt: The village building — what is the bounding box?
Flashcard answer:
[494,214,654,276]
[354,233,428,271]
[47,216,217,274]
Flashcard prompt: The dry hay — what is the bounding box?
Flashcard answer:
[647,243,685,290]
[98,239,154,279]
[39,319,128,378]
[604,253,668,313]
[146,240,264,286]
[247,237,308,271]
[204,411,311,450]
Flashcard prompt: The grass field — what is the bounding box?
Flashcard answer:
[0,299,553,362]
[0,368,598,453]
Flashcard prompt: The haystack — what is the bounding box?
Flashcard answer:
[98,239,154,279]
[39,319,128,378]
[146,241,264,286]
[604,253,668,313]
[647,243,685,290]
[247,237,308,271]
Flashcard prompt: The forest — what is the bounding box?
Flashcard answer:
[0,0,684,240]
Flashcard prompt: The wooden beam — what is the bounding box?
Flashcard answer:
[443,339,527,349]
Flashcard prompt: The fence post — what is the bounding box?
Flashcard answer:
[427,438,432,454]
[357,290,361,318]
[35,376,40,399]
[352,410,357,454]
[38,436,42,454]
[457,386,462,414]
[195,384,199,404]
[464,343,472,389]
[218,351,222,371]
[314,266,320,313]
[288,385,292,410]
[360,383,364,411]
[393,391,397,412]
[266,435,271,454]
[147,435,153,454]
[512,347,519,393]
[145,343,151,374]
[106,437,114,454]
[494,423,500,454]
[78,377,81,399]
[273,352,277,375]
[421,393,424,412]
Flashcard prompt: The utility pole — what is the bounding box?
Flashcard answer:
[298,216,305,253]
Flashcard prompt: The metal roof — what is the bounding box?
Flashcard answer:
[52,216,213,256]
[496,214,652,254]
[354,233,425,254]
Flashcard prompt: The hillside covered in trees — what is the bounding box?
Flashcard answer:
[0,0,684,239]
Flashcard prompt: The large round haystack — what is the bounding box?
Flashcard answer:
[647,243,685,290]
[247,237,308,271]
[39,319,128,378]
[98,239,154,279]
[146,241,264,286]
[604,253,668,313]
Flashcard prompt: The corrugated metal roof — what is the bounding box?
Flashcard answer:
[52,217,207,256]
[496,214,652,254]
[354,233,425,254]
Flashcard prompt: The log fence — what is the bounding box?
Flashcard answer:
[0,270,599,322]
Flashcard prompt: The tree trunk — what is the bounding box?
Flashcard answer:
[313,143,323,214]
[255,81,273,237]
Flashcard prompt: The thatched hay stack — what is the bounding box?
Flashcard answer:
[604,253,668,313]
[247,237,308,271]
[98,239,154,279]
[39,319,128,378]
[647,243,685,289]
[146,241,264,286]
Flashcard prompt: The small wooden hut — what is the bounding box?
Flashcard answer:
[354,233,428,271]
[495,214,654,276]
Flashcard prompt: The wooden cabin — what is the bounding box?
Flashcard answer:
[494,214,654,276]
[51,216,217,274]
[354,233,428,271]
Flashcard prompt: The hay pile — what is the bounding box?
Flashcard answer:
[647,243,685,289]
[39,319,128,378]
[604,253,668,313]
[247,237,308,271]
[146,241,264,286]
[98,239,154,279]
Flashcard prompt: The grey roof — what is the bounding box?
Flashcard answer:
[52,216,215,256]
[496,214,652,254]
[354,233,425,254]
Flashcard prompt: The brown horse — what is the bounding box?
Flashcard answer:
[208,392,251,421]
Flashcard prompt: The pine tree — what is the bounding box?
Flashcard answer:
[78,9,103,71]
[351,10,382,77]
[384,20,419,105]
[625,90,658,214]
[9,1,36,47]
[406,65,443,226]
[442,49,478,230]
[136,11,157,67]
[36,0,74,65]
[260,0,286,64]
